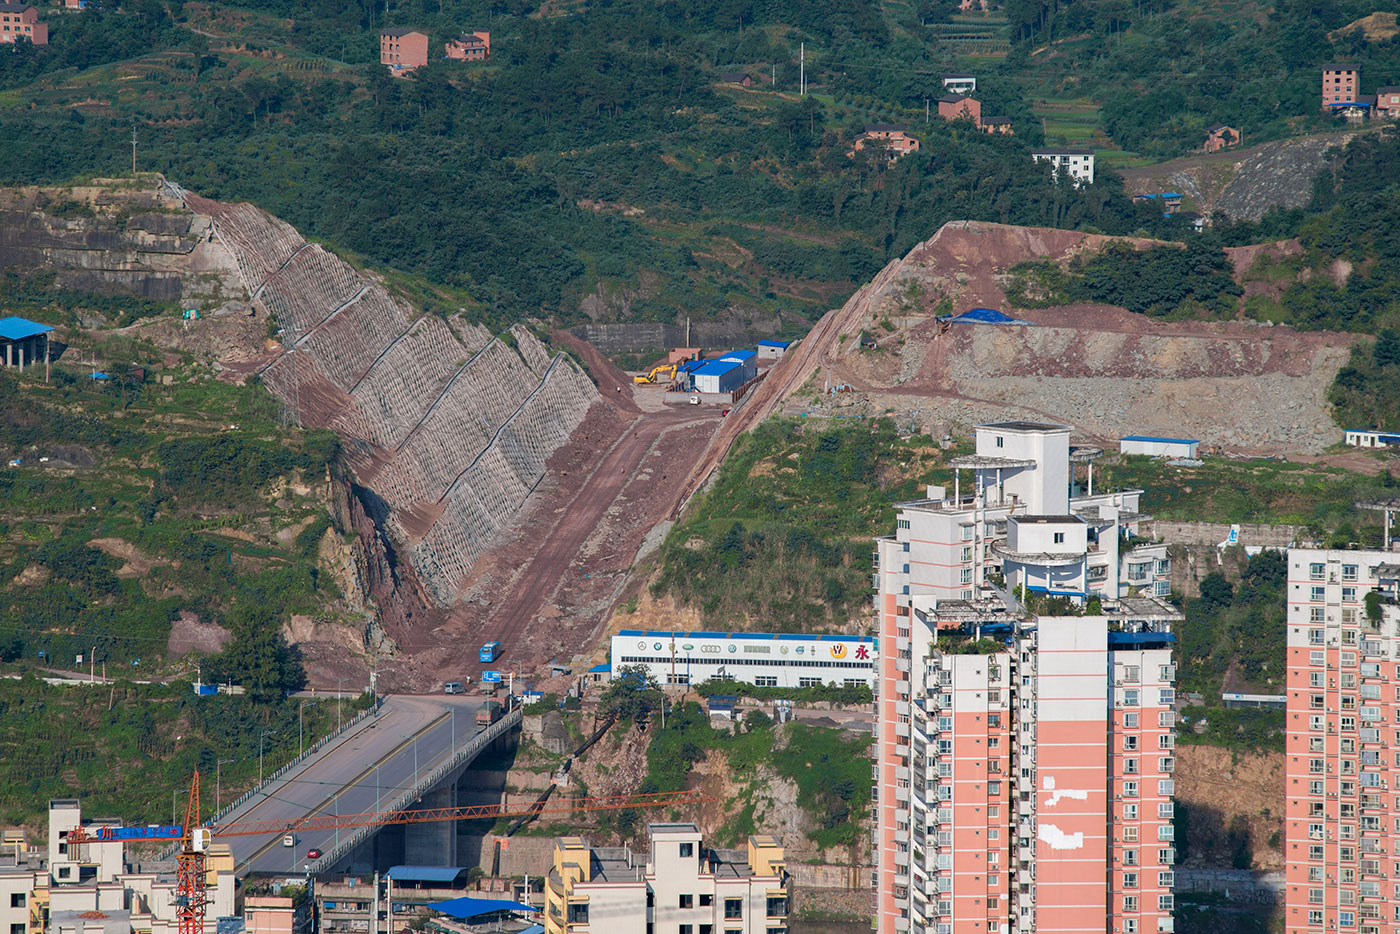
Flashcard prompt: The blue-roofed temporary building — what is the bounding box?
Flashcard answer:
[0,317,53,371]
[938,308,1033,326]
[757,339,790,360]
[430,897,539,920]
[719,349,757,382]
[692,360,744,394]
[387,866,467,886]
[587,662,611,684]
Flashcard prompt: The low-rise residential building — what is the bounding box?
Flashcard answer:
[1203,124,1241,152]
[756,339,789,359]
[1376,86,1400,118]
[543,824,788,934]
[1132,192,1183,215]
[380,28,429,73]
[445,30,489,60]
[1032,148,1095,186]
[1322,63,1362,111]
[941,73,976,94]
[610,631,876,689]
[851,124,921,161]
[719,71,753,87]
[982,116,1012,135]
[936,93,981,125]
[0,3,46,46]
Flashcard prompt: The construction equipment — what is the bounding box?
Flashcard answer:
[66,774,703,933]
[632,363,677,384]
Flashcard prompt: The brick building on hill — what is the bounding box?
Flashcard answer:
[445,30,489,60]
[1322,63,1362,110]
[380,28,429,73]
[0,3,47,45]
[937,93,981,125]
[851,124,921,161]
[1203,124,1241,152]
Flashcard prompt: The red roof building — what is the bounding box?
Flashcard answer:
[850,124,921,162]
[937,93,981,126]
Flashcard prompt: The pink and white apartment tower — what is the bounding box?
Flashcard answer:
[1284,548,1400,934]
[873,421,1180,934]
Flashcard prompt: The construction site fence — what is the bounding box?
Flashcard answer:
[312,705,523,870]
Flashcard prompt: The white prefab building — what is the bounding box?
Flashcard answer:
[1032,148,1095,186]
[942,73,977,94]
[1344,428,1400,448]
[719,350,757,382]
[757,339,790,359]
[610,630,876,689]
[1119,435,1201,458]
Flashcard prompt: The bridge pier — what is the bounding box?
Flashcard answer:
[403,784,457,866]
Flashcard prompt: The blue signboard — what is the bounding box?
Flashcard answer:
[481,671,502,684]
[91,825,183,841]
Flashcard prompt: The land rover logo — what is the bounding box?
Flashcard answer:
[682,643,694,651]
[831,644,848,659]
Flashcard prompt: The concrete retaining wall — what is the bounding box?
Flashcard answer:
[1146,521,1302,548]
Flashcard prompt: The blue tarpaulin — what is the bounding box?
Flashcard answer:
[431,898,539,920]
[939,308,1033,326]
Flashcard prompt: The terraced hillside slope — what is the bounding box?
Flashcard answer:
[725,222,1353,455]
[175,188,601,605]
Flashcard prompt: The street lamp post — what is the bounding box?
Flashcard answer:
[216,758,236,814]
[300,702,305,757]
[337,678,345,732]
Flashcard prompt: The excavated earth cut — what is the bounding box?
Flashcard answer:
[182,193,600,604]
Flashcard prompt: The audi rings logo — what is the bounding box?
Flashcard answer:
[701,645,722,654]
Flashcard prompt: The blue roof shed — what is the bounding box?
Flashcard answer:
[0,317,53,341]
[430,898,539,920]
[387,866,466,885]
[0,317,53,370]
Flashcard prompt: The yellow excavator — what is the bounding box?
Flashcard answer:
[633,363,678,384]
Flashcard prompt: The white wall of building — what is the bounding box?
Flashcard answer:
[610,631,876,689]
[1119,438,1200,458]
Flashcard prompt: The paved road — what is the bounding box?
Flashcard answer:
[212,694,484,875]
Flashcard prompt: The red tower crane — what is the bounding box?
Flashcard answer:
[67,773,703,934]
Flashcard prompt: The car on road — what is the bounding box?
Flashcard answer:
[444,681,465,694]
[306,848,322,860]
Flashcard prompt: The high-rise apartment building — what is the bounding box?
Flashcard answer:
[873,421,1180,934]
[1284,549,1400,934]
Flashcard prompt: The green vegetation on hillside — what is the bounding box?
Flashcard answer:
[637,698,872,848]
[0,674,373,827]
[653,418,956,629]
[1174,551,1287,752]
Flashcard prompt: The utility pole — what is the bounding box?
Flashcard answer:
[771,63,775,86]
[131,126,137,175]
[800,42,805,95]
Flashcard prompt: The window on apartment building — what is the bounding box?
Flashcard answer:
[1124,803,1138,820]
[680,925,693,934]
[1124,758,1139,774]
[1310,846,1325,860]
[1124,921,1137,934]
[1344,587,1357,603]
[1159,688,1175,705]
[1123,849,1138,865]
[1312,586,1327,601]
[1053,532,1065,544]
[961,547,972,562]
[1310,716,1325,731]
[569,905,591,925]
[1122,873,1138,888]
[1309,911,1324,926]
[1124,781,1139,797]
[766,898,788,918]
[1158,802,1173,818]
[1311,563,1326,579]
[8,924,21,934]
[1154,581,1171,596]
[9,895,23,908]
[1124,827,1139,842]
[1124,713,1139,728]
[1122,665,1140,683]
[1160,757,1175,773]
[1124,689,1140,705]
[1343,564,1359,581]
[1340,912,1355,927]
[960,568,973,584]
[1160,849,1175,865]
[724,900,743,920]
[680,895,694,909]
[1122,896,1138,912]
[700,895,713,908]
[1309,780,1324,794]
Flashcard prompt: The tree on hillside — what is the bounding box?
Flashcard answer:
[599,664,665,724]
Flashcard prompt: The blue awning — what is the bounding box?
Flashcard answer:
[587,663,611,673]
[431,898,539,920]
[0,317,53,341]
[387,866,465,884]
